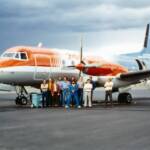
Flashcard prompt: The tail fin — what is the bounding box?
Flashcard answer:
[142,24,150,54]
[143,24,149,48]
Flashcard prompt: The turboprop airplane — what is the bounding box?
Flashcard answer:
[0,41,150,106]
[2,23,150,105]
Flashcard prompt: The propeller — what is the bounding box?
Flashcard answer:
[67,35,86,76]
[79,36,85,77]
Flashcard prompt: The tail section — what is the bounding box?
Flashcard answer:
[142,24,150,54]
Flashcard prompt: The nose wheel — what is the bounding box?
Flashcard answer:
[15,95,28,105]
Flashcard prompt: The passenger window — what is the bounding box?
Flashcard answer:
[20,53,27,60]
[71,60,75,65]
[62,60,65,66]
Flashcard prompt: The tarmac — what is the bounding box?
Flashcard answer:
[0,88,150,150]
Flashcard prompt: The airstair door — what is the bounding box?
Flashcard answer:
[34,55,51,80]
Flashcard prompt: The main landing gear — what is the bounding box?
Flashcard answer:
[15,86,28,105]
[118,93,133,104]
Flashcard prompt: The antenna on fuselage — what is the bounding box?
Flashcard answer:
[38,42,43,48]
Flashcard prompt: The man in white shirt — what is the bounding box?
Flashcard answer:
[104,77,114,106]
[83,79,93,107]
[40,80,48,108]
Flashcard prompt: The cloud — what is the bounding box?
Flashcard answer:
[0,0,150,32]
[0,0,150,53]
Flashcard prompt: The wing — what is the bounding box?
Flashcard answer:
[119,70,150,82]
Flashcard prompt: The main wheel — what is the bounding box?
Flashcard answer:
[124,93,132,104]
[118,93,125,103]
[118,93,132,104]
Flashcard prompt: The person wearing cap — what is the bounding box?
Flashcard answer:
[104,77,114,106]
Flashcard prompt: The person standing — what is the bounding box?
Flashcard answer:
[57,77,63,106]
[89,76,96,102]
[83,79,93,107]
[77,76,84,106]
[104,77,114,106]
[40,80,48,108]
[48,78,52,107]
[51,79,60,107]
[61,77,70,106]
[66,80,81,108]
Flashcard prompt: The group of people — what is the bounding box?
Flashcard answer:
[40,76,114,108]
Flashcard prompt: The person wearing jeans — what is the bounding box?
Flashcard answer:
[40,80,48,108]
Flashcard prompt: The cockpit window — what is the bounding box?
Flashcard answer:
[2,52,15,58]
[1,52,28,60]
[20,53,27,60]
[15,53,19,59]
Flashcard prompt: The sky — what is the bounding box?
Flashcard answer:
[0,0,150,56]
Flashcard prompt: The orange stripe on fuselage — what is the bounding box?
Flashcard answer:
[0,46,128,76]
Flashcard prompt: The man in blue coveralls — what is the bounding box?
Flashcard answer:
[65,80,81,109]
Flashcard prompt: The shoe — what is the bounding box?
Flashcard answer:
[78,105,81,109]
[65,105,69,109]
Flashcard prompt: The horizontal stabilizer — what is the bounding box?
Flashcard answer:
[135,59,147,70]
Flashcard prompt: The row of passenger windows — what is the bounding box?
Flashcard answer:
[50,58,75,66]
[1,52,76,65]
[1,52,28,60]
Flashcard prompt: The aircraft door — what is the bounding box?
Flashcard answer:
[34,55,51,80]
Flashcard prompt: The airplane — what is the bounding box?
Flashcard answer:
[2,23,150,105]
[0,39,150,106]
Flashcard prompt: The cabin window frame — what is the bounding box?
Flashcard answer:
[1,52,28,61]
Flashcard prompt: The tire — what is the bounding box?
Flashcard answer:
[118,93,125,103]
[15,97,21,105]
[125,93,132,104]
[118,93,132,104]
[21,96,28,105]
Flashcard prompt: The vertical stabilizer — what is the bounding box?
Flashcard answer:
[144,24,149,48]
[141,23,150,54]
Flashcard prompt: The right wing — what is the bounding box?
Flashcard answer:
[119,70,150,82]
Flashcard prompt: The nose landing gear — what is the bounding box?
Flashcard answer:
[15,86,29,105]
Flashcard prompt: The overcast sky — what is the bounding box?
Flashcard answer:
[0,0,150,56]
